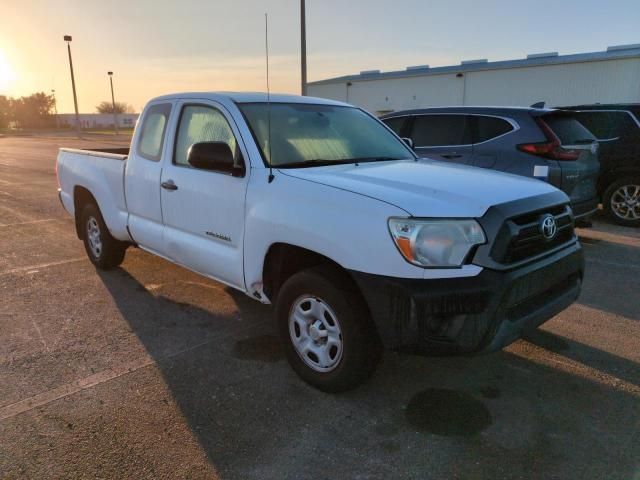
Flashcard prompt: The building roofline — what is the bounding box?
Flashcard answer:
[308,44,640,86]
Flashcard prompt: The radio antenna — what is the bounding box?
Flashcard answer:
[265,13,274,183]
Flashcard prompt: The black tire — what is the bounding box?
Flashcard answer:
[80,203,127,269]
[603,177,640,227]
[275,265,382,393]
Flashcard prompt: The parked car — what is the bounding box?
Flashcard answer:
[560,103,640,226]
[380,107,600,222]
[56,93,584,392]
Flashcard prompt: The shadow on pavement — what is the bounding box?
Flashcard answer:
[97,266,640,479]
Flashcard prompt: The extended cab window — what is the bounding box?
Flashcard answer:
[474,116,514,143]
[174,105,240,167]
[410,115,472,147]
[137,103,171,161]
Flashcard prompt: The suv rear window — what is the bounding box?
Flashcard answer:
[410,114,472,147]
[542,115,595,145]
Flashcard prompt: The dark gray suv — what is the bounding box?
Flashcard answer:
[381,107,600,221]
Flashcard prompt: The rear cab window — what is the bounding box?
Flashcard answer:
[410,114,472,147]
[137,103,172,161]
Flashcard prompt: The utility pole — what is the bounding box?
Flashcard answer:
[300,0,307,95]
[107,71,118,135]
[64,35,81,137]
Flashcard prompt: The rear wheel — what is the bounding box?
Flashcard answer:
[80,203,127,269]
[603,177,640,227]
[275,265,381,393]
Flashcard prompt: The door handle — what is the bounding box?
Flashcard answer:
[161,180,178,191]
[442,154,462,159]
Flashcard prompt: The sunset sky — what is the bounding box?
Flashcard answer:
[1,0,638,113]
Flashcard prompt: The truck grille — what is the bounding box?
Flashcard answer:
[491,205,575,264]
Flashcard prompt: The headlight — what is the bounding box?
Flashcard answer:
[388,218,486,267]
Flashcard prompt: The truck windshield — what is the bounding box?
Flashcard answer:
[238,103,414,167]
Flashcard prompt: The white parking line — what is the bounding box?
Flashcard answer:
[0,321,261,421]
[0,356,155,421]
[0,257,86,276]
[586,258,640,270]
[0,218,59,228]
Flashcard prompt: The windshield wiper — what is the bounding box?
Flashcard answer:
[275,156,407,169]
[350,156,405,163]
[571,138,596,144]
[275,159,356,169]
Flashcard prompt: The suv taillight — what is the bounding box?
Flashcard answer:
[517,118,580,160]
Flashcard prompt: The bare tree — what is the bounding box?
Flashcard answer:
[96,101,134,114]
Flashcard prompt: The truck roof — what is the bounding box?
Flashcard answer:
[148,91,350,107]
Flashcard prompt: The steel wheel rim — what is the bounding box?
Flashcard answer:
[86,216,103,259]
[288,295,343,373]
[611,184,640,220]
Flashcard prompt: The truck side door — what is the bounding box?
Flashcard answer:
[124,102,174,254]
[159,101,248,289]
[409,114,473,165]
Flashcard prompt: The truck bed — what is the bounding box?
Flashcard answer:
[60,147,129,159]
[57,147,131,242]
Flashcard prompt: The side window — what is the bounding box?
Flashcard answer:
[474,116,514,143]
[383,117,406,136]
[137,103,171,161]
[174,105,240,167]
[410,115,472,147]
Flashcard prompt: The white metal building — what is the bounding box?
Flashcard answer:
[56,113,139,129]
[307,44,640,115]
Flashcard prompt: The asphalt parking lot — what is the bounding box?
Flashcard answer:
[0,134,639,479]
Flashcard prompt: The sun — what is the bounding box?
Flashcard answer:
[0,50,17,93]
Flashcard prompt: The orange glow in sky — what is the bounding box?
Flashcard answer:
[1,0,638,113]
[0,50,17,92]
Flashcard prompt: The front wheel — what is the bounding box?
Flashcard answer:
[603,177,640,227]
[275,265,381,393]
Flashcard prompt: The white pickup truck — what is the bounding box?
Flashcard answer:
[57,92,584,392]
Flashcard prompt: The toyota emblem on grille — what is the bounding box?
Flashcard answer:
[540,214,557,241]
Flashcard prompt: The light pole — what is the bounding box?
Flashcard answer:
[64,35,81,137]
[300,0,307,95]
[107,71,118,135]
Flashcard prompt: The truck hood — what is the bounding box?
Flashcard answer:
[280,159,562,217]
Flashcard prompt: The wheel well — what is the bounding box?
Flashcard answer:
[599,168,640,197]
[262,243,354,301]
[73,186,97,239]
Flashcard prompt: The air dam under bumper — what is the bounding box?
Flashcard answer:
[349,243,584,355]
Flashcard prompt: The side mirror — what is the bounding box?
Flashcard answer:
[187,142,244,176]
[401,137,414,149]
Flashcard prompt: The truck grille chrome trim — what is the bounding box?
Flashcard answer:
[491,204,576,264]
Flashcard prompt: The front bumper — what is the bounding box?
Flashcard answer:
[349,242,584,355]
